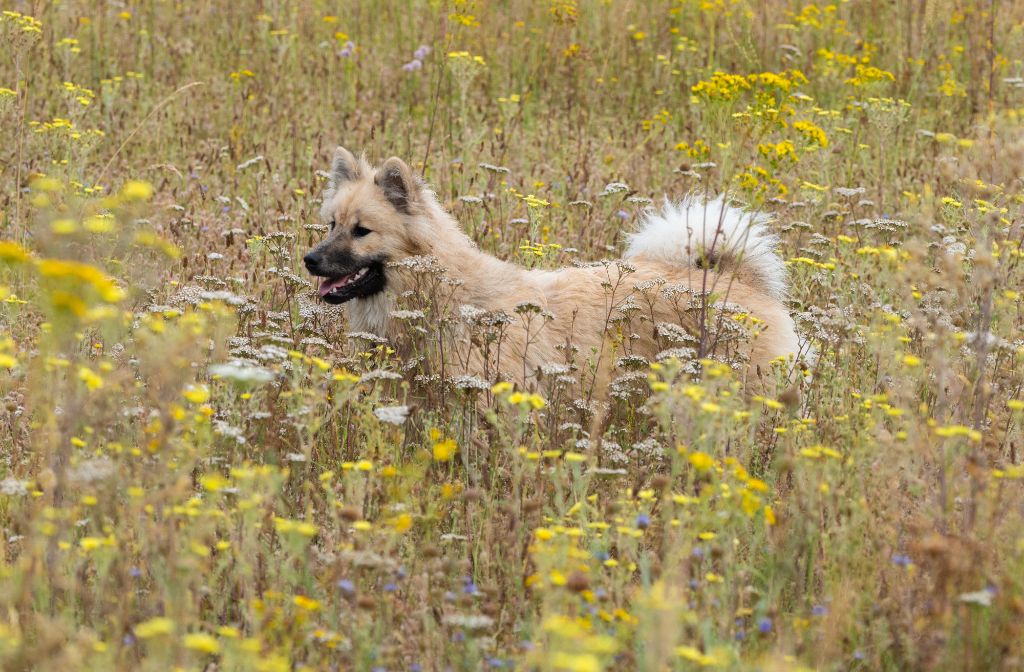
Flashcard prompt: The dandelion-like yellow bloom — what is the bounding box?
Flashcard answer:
[432,438,457,461]
[134,617,175,639]
[121,180,154,201]
[184,632,221,654]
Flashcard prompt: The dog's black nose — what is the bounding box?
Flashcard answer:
[303,251,322,273]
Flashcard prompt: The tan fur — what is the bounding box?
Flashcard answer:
[312,149,801,396]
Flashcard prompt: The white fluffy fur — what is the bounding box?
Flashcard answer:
[624,195,788,301]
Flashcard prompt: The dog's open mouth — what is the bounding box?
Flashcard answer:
[316,261,386,304]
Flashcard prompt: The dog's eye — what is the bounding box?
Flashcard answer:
[329,220,337,231]
[352,223,372,238]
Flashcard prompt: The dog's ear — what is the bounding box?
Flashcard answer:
[330,146,360,187]
[375,157,418,214]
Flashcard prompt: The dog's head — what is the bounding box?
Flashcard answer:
[303,147,425,304]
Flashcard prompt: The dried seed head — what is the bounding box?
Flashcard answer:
[566,570,590,593]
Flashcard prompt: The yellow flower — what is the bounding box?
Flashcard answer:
[30,176,63,193]
[433,438,457,462]
[0,240,31,263]
[521,194,549,209]
[676,645,723,666]
[293,595,321,611]
[844,64,895,87]
[121,180,154,201]
[183,632,220,654]
[688,451,714,472]
[50,218,78,234]
[792,119,829,148]
[390,513,413,533]
[182,384,210,404]
[79,536,107,551]
[134,617,175,638]
[37,259,125,302]
[83,214,117,233]
[77,366,104,390]
[934,424,981,442]
[507,391,546,409]
[549,652,600,672]
[200,473,229,492]
[274,517,318,537]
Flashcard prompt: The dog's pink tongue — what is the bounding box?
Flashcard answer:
[318,275,350,297]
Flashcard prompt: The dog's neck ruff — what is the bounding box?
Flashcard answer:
[348,293,392,336]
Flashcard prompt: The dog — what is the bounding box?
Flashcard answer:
[303,147,801,397]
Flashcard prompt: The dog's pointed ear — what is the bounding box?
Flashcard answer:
[375,157,418,214]
[330,146,360,187]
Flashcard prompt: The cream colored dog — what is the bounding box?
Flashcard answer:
[303,148,801,395]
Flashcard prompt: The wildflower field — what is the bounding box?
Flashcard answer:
[2,1,1024,670]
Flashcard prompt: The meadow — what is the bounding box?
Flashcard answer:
[1,1,1024,670]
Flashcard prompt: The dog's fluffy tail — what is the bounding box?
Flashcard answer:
[623,195,787,301]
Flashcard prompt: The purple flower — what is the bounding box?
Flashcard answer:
[129,566,142,578]
[414,45,431,60]
[758,617,772,633]
[336,579,355,595]
[616,209,629,219]
[811,604,828,616]
[635,513,650,529]
[339,41,355,58]
[402,59,422,72]
[383,582,398,592]
[891,553,911,566]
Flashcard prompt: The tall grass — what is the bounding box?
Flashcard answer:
[1,1,1023,670]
